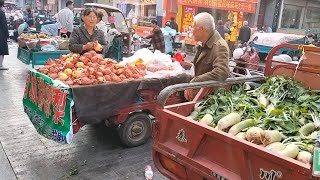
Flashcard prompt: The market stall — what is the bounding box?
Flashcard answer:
[22,48,193,147]
[17,31,70,68]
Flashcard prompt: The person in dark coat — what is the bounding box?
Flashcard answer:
[238,21,251,45]
[0,0,9,70]
[170,17,178,32]
[144,20,165,53]
[217,20,225,39]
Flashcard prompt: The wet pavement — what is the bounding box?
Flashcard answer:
[0,43,167,180]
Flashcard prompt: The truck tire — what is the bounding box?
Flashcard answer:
[118,112,152,147]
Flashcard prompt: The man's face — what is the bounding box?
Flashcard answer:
[68,3,74,10]
[151,23,156,28]
[192,22,204,42]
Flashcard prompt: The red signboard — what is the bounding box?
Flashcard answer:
[181,6,196,33]
[134,26,153,37]
[178,0,257,14]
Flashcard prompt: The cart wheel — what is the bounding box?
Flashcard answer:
[118,112,152,147]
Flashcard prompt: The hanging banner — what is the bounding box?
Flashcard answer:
[181,6,196,33]
[178,0,256,14]
[181,6,197,45]
[23,69,74,144]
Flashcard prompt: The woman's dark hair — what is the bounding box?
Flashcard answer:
[83,8,98,17]
[0,0,4,8]
[97,11,104,21]
[218,20,223,25]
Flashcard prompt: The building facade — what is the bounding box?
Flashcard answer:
[279,0,320,29]
[160,0,259,32]
[260,0,320,32]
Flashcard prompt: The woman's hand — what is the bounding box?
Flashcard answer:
[82,42,94,51]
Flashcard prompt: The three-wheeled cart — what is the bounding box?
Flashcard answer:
[152,44,320,180]
[23,61,193,147]
[251,33,305,59]
[71,73,192,147]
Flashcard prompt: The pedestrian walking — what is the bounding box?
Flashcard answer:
[24,8,33,27]
[0,0,9,70]
[161,21,177,56]
[228,21,238,55]
[170,17,178,32]
[217,20,225,39]
[238,21,251,45]
[56,1,74,38]
[144,20,165,53]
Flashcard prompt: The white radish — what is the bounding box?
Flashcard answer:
[299,123,315,136]
[235,132,246,140]
[246,127,263,144]
[298,117,307,125]
[277,144,299,159]
[260,130,282,146]
[297,151,313,164]
[258,95,269,107]
[194,102,202,112]
[266,104,275,114]
[199,114,213,126]
[308,131,318,139]
[216,112,241,131]
[228,119,253,136]
[266,142,286,152]
[189,111,199,120]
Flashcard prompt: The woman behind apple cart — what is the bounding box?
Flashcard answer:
[68,8,108,55]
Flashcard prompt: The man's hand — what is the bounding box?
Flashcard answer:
[184,89,194,101]
[184,87,215,101]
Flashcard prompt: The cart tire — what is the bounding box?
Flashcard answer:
[118,113,152,147]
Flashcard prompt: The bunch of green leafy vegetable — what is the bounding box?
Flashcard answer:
[193,75,320,144]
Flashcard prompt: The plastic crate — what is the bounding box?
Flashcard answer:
[31,50,70,68]
[17,47,31,65]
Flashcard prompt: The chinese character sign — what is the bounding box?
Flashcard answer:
[178,0,256,14]
[181,6,196,33]
[23,69,74,144]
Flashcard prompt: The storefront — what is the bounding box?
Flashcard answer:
[163,0,258,47]
[279,0,320,29]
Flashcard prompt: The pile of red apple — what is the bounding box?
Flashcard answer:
[37,51,146,86]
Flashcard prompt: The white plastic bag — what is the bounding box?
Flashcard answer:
[133,48,155,64]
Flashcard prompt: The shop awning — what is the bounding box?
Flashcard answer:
[116,0,156,5]
[177,0,258,14]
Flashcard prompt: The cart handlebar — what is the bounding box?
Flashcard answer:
[157,75,265,106]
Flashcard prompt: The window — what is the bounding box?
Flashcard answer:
[281,4,302,28]
[170,0,178,13]
[302,7,320,29]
